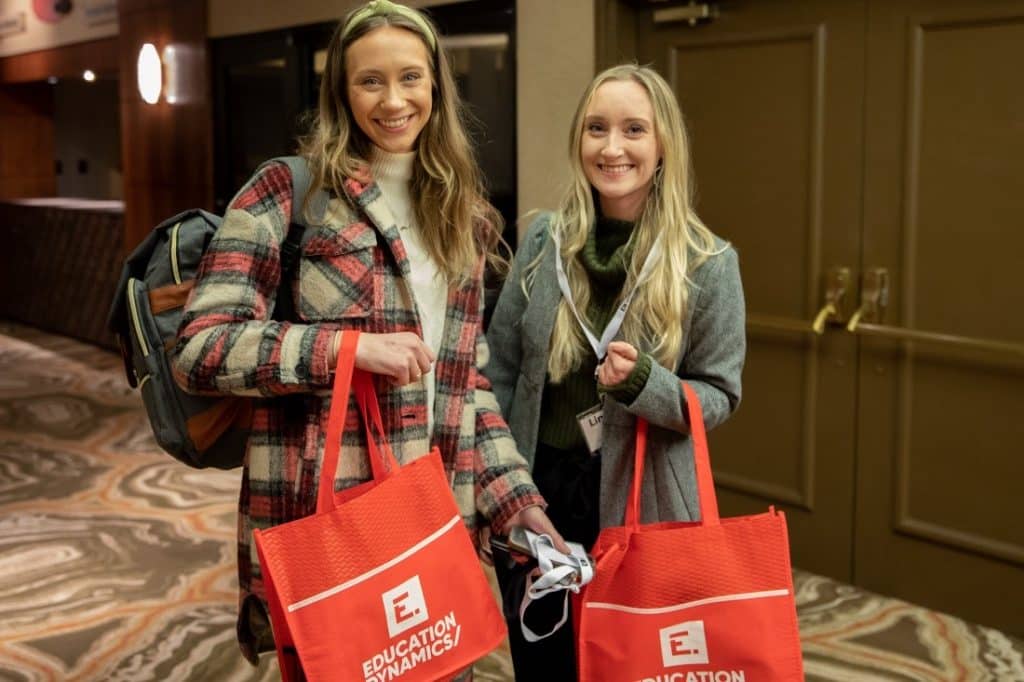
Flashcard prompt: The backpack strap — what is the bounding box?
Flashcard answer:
[262,156,320,274]
[257,155,329,321]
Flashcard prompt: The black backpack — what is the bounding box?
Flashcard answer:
[107,156,322,469]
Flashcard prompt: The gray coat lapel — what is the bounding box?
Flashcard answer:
[521,237,561,387]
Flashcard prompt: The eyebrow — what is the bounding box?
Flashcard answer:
[584,115,652,126]
[351,63,427,76]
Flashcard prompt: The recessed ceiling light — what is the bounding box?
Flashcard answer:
[83,70,96,82]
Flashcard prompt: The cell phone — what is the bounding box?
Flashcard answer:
[489,526,535,557]
[494,527,594,585]
[506,525,537,556]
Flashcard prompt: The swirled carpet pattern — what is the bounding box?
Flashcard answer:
[0,323,1020,681]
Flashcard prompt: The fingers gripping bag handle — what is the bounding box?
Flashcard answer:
[316,331,401,515]
[623,381,719,532]
[353,370,401,476]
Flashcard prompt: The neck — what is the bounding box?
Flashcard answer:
[598,186,651,221]
[370,146,416,182]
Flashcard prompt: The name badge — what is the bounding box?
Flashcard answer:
[577,403,604,455]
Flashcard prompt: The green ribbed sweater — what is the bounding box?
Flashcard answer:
[537,216,653,451]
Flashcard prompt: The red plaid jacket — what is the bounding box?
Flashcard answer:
[172,161,543,653]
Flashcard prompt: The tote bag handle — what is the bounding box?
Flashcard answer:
[317,331,402,514]
[624,382,720,530]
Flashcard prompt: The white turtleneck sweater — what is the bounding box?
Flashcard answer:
[370,148,447,433]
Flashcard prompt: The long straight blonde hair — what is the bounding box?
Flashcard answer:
[539,64,721,382]
[300,5,504,281]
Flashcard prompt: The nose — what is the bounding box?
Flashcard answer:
[381,85,404,112]
[601,131,624,158]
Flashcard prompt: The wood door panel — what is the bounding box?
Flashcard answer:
[900,361,1024,561]
[670,30,820,318]
[857,0,1024,636]
[714,337,815,506]
[859,359,1024,636]
[909,15,1024,342]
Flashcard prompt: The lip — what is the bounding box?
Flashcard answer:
[375,114,415,133]
[597,163,635,177]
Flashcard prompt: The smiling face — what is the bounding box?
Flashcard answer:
[345,25,433,154]
[580,79,662,221]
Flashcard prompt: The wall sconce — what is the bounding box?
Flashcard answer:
[137,43,161,104]
[162,45,182,104]
[136,42,188,105]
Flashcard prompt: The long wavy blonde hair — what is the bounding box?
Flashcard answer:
[538,64,721,382]
[300,5,503,281]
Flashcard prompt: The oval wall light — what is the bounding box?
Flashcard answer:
[137,43,162,104]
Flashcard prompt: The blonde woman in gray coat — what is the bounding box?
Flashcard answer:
[483,64,746,680]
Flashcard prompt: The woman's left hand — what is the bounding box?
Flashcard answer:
[597,341,638,387]
[503,505,570,554]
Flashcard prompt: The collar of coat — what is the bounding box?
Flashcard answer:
[338,173,414,279]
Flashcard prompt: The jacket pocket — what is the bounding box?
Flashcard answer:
[298,222,379,320]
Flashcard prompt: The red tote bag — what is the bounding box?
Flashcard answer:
[575,383,804,681]
[253,331,507,682]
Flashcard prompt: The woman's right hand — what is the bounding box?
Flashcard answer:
[353,332,435,385]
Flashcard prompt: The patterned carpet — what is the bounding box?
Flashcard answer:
[1,321,1021,682]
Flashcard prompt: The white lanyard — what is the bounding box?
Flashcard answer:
[516,530,595,642]
[551,225,661,360]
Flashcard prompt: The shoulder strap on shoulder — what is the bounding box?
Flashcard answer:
[260,156,328,321]
[261,156,322,276]
[271,155,313,227]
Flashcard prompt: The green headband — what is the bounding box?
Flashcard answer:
[341,0,437,51]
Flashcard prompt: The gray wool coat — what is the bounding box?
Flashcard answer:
[484,214,746,529]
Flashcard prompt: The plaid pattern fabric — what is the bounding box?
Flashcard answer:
[172,161,543,653]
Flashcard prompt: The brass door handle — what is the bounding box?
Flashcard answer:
[747,265,852,336]
[811,303,837,335]
[846,267,889,331]
[844,267,1023,360]
[812,266,852,334]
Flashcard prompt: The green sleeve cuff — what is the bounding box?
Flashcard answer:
[600,351,652,405]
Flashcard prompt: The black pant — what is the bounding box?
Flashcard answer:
[495,442,601,681]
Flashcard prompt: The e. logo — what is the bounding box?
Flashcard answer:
[659,620,709,666]
[382,575,429,638]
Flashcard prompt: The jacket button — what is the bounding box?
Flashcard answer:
[295,363,308,378]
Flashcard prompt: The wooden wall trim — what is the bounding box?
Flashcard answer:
[0,84,56,199]
[0,38,119,85]
[118,0,212,252]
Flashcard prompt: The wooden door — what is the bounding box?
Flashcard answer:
[854,0,1024,636]
[625,0,1024,635]
[635,0,868,581]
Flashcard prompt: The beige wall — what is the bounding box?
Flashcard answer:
[208,0,596,230]
[208,0,465,38]
[516,0,594,224]
[0,0,118,59]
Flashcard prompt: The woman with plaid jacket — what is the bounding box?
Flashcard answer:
[171,0,564,669]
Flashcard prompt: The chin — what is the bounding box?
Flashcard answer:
[376,139,413,153]
[595,185,631,199]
